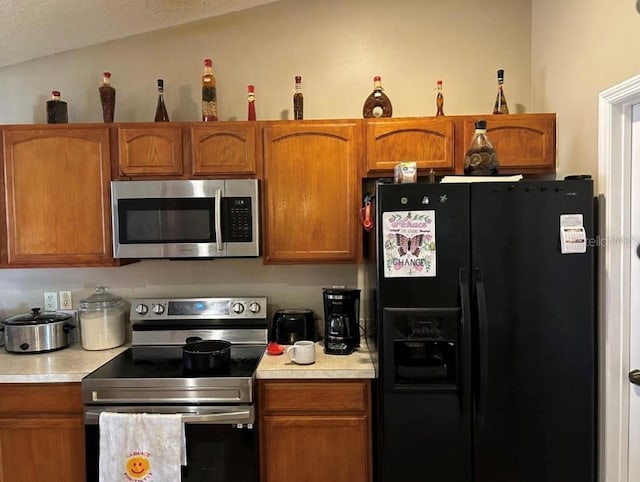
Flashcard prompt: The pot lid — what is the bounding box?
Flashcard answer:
[79,286,123,309]
[3,307,71,325]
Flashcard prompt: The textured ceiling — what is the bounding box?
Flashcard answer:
[0,0,281,68]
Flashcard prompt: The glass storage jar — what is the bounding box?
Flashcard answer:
[79,287,125,350]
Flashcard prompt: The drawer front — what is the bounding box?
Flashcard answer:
[261,381,369,412]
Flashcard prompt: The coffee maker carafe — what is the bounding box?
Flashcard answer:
[323,288,360,355]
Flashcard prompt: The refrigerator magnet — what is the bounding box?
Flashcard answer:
[382,210,436,277]
[560,214,587,254]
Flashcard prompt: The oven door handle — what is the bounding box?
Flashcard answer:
[84,409,253,425]
[215,188,223,252]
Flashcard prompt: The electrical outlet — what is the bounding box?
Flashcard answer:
[59,291,72,310]
[44,291,58,311]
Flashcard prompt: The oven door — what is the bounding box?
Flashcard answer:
[84,405,258,482]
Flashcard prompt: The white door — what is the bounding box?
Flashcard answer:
[629,102,640,481]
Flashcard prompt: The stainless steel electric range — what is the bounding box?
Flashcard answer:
[82,296,268,482]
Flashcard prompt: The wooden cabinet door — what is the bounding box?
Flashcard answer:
[262,415,370,482]
[259,380,372,482]
[262,120,362,263]
[365,117,455,175]
[116,124,184,177]
[460,113,556,175]
[190,122,259,176]
[0,383,85,482]
[2,126,113,267]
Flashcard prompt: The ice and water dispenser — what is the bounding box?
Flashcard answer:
[385,307,460,389]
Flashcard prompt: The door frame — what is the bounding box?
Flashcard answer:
[598,73,640,482]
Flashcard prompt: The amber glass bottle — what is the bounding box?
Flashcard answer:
[463,120,499,175]
[435,80,444,116]
[202,58,218,121]
[99,72,116,123]
[363,76,392,118]
[493,69,509,114]
[46,91,68,124]
[293,76,303,120]
[154,79,169,122]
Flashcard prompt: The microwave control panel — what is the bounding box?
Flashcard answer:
[223,197,253,242]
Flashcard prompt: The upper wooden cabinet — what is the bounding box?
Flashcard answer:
[190,122,259,176]
[262,120,362,263]
[459,113,556,175]
[363,113,556,177]
[365,117,455,174]
[114,122,259,179]
[114,123,184,177]
[1,125,115,267]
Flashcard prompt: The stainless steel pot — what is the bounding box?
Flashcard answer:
[2,308,76,353]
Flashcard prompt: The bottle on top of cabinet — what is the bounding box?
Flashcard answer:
[435,80,444,116]
[293,75,303,120]
[99,71,116,123]
[247,84,256,121]
[363,75,392,118]
[202,58,218,121]
[79,286,125,351]
[46,90,68,124]
[493,69,509,114]
[154,79,169,122]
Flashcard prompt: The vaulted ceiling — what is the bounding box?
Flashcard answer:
[0,0,282,68]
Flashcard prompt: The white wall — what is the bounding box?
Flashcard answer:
[531,0,640,180]
[0,0,533,320]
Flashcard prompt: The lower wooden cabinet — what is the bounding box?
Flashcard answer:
[0,383,85,482]
[259,379,372,482]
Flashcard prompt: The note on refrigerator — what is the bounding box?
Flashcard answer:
[382,210,436,277]
[560,214,587,254]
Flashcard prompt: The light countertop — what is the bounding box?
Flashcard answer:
[256,341,375,379]
[0,342,128,383]
[0,339,376,383]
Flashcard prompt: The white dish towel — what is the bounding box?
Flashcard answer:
[99,412,186,482]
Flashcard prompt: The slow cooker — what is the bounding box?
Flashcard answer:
[2,307,76,353]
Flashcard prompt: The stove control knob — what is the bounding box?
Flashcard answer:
[135,304,149,315]
[248,302,261,314]
[152,304,165,315]
[231,302,245,314]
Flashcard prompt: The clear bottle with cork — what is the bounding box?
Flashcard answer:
[363,76,392,118]
[463,120,499,175]
[435,80,444,116]
[493,69,509,114]
[154,79,169,122]
[46,91,68,124]
[202,58,218,121]
[247,85,256,121]
[99,72,116,123]
[293,75,303,120]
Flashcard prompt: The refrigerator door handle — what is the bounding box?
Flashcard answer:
[474,267,489,428]
[459,268,472,418]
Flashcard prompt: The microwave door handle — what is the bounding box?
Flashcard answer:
[215,188,223,252]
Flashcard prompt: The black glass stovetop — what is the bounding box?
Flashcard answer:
[85,344,266,380]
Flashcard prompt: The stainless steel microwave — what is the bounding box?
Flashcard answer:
[111,179,259,259]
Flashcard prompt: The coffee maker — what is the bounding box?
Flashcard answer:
[323,288,360,355]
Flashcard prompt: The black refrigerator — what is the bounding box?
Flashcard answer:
[373,179,596,482]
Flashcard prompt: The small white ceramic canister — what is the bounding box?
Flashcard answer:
[78,287,125,350]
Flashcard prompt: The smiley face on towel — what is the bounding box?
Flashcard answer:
[125,455,151,480]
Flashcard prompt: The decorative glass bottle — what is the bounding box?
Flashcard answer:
[293,75,303,120]
[99,72,116,123]
[202,58,218,121]
[463,120,499,175]
[247,85,256,121]
[493,69,509,114]
[46,90,68,124]
[363,76,392,118]
[435,80,444,116]
[154,79,169,122]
